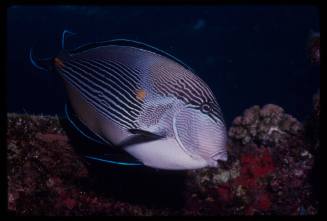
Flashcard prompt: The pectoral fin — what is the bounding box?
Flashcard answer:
[128,129,165,139]
[84,155,143,166]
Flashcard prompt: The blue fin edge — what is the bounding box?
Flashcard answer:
[84,155,143,166]
[61,29,76,49]
[64,103,108,145]
[29,48,48,71]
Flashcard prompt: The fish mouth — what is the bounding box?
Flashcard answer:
[211,150,228,162]
[203,151,228,168]
[205,158,217,167]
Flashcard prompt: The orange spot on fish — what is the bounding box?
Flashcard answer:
[54,57,65,69]
[135,89,146,101]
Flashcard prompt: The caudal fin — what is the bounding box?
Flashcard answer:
[29,29,76,71]
[61,29,76,49]
[29,47,53,71]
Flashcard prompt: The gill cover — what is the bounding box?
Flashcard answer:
[173,106,227,167]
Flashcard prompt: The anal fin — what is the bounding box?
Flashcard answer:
[128,128,165,139]
[64,103,112,145]
[84,155,143,166]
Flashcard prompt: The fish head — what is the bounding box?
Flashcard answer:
[173,102,228,168]
[122,99,210,170]
[124,99,227,170]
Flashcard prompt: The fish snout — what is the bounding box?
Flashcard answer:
[206,150,228,168]
[211,150,228,162]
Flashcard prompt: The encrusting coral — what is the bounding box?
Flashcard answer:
[7,99,319,215]
[7,114,159,215]
[184,103,318,215]
[228,104,303,146]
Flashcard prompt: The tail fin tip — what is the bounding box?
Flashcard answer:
[61,29,76,49]
[29,48,48,71]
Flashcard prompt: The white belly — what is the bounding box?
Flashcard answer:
[124,137,209,170]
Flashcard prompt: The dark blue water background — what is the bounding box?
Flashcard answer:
[6,5,320,126]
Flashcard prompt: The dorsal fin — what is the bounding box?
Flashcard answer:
[69,39,194,72]
[61,29,76,49]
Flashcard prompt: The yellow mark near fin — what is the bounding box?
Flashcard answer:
[135,89,146,101]
[54,57,65,69]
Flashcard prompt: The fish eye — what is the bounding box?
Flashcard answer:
[200,103,212,113]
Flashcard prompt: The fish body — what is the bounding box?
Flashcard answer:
[41,39,227,170]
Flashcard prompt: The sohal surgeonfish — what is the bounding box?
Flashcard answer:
[30,32,228,170]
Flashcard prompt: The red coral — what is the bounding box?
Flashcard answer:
[63,198,77,210]
[240,147,275,178]
[244,206,255,215]
[216,185,232,203]
[235,174,258,189]
[256,193,271,210]
[233,146,276,206]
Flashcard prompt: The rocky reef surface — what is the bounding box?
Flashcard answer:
[184,101,319,215]
[7,93,319,215]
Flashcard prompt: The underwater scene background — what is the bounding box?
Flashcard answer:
[7,5,320,125]
[6,5,320,216]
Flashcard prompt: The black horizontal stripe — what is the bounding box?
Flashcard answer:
[100,58,142,83]
[60,71,134,128]
[60,68,136,128]
[78,58,139,92]
[91,58,141,87]
[65,60,142,116]
[59,66,138,128]
[69,59,143,112]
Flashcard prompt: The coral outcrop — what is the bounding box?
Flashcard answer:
[184,104,318,215]
[7,114,158,215]
[7,99,319,215]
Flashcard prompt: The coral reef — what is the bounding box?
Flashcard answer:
[7,114,160,215]
[304,90,320,156]
[304,90,320,204]
[308,32,320,65]
[184,104,318,215]
[7,99,319,215]
[228,104,303,146]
